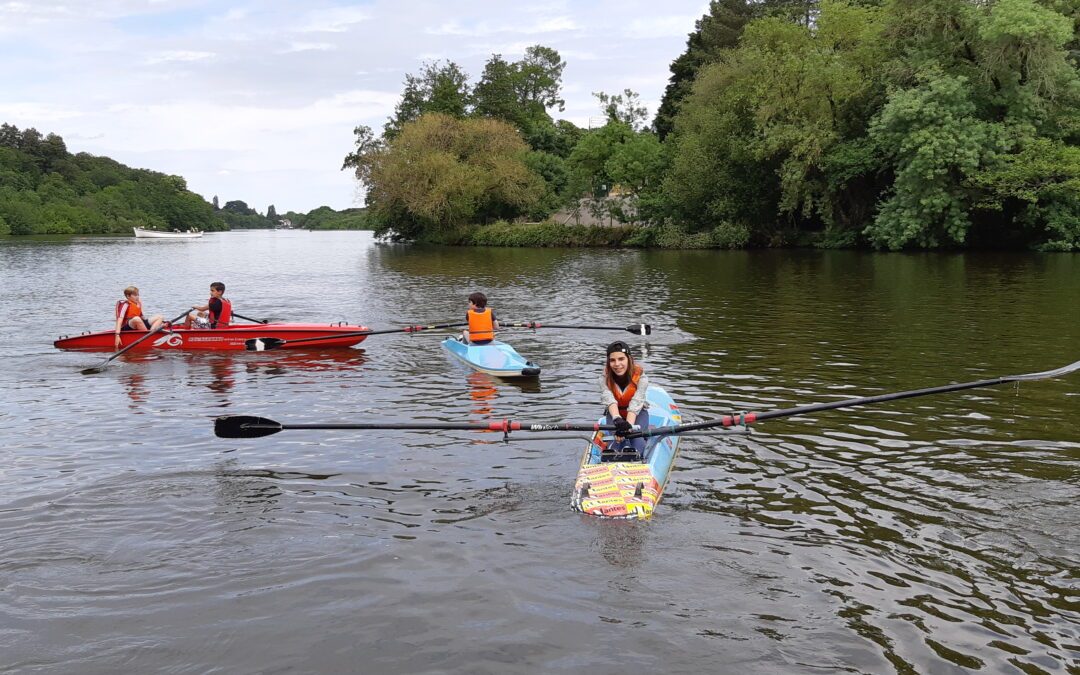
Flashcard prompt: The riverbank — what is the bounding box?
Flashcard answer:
[427,220,755,249]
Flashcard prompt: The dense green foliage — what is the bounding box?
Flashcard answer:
[0,123,224,235]
[661,0,1080,250]
[343,0,1080,250]
[0,123,370,235]
[281,206,374,230]
[347,114,541,240]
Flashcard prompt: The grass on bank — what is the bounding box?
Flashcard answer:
[429,220,753,249]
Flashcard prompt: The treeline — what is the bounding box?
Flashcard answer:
[281,206,373,230]
[0,123,224,235]
[344,0,1080,251]
[0,123,371,235]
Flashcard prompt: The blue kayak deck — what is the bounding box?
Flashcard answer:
[441,337,541,379]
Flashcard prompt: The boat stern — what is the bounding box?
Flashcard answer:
[571,460,661,519]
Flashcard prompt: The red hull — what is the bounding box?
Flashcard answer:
[54,323,370,351]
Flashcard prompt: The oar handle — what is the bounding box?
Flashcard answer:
[232,312,269,324]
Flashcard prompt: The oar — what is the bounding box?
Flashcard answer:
[82,310,191,375]
[629,359,1080,439]
[232,312,269,324]
[215,415,614,439]
[503,321,652,336]
[245,322,466,351]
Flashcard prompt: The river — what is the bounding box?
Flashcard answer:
[1,231,1077,674]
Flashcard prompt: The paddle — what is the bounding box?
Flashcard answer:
[245,322,467,351]
[215,415,614,439]
[503,321,652,336]
[628,359,1080,439]
[82,310,190,375]
[232,312,269,325]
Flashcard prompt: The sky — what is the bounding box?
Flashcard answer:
[0,0,709,214]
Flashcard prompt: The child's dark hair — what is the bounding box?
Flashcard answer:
[211,282,225,293]
[468,292,487,309]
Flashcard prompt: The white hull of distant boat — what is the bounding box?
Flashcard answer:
[132,227,203,239]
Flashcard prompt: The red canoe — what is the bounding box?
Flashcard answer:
[54,323,370,351]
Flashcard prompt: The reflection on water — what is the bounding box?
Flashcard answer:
[0,232,1077,673]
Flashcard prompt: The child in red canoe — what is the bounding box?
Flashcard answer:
[462,291,500,345]
[185,281,232,329]
[113,286,164,349]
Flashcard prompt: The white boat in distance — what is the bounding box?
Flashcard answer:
[132,227,203,239]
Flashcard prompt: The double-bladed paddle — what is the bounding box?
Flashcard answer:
[503,321,652,336]
[627,359,1080,439]
[215,415,614,438]
[245,322,467,351]
[82,310,191,374]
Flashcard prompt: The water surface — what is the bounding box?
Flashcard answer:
[1,232,1077,673]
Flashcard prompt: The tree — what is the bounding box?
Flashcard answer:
[384,61,471,138]
[867,74,1004,248]
[516,45,566,113]
[593,90,649,130]
[267,204,277,220]
[212,195,219,209]
[223,200,255,215]
[654,0,757,139]
[348,113,542,239]
[472,45,568,150]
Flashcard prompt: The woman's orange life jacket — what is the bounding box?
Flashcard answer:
[467,308,494,342]
[608,364,644,417]
[210,298,232,327]
[116,299,143,321]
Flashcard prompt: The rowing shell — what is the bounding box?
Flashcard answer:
[441,337,541,378]
[571,386,682,519]
[54,323,371,351]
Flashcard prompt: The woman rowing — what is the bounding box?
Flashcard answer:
[600,340,649,461]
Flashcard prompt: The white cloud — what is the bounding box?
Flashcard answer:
[428,15,578,37]
[144,50,215,64]
[2,0,705,211]
[281,42,336,53]
[623,15,697,39]
[298,6,369,33]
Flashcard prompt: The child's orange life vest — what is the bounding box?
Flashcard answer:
[116,299,143,321]
[468,308,494,342]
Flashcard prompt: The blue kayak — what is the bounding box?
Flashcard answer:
[441,337,541,378]
[570,385,683,519]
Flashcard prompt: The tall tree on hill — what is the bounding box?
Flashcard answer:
[267,204,277,221]
[654,0,757,140]
[473,45,568,152]
[384,60,471,139]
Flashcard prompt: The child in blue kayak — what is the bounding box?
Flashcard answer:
[462,291,500,345]
[600,340,650,460]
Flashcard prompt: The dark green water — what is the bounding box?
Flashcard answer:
[1,232,1077,673]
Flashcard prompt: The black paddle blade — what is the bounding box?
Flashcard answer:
[215,415,282,438]
[627,324,652,336]
[245,337,286,351]
[81,364,107,375]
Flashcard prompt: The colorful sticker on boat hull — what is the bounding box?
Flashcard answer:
[571,462,661,519]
